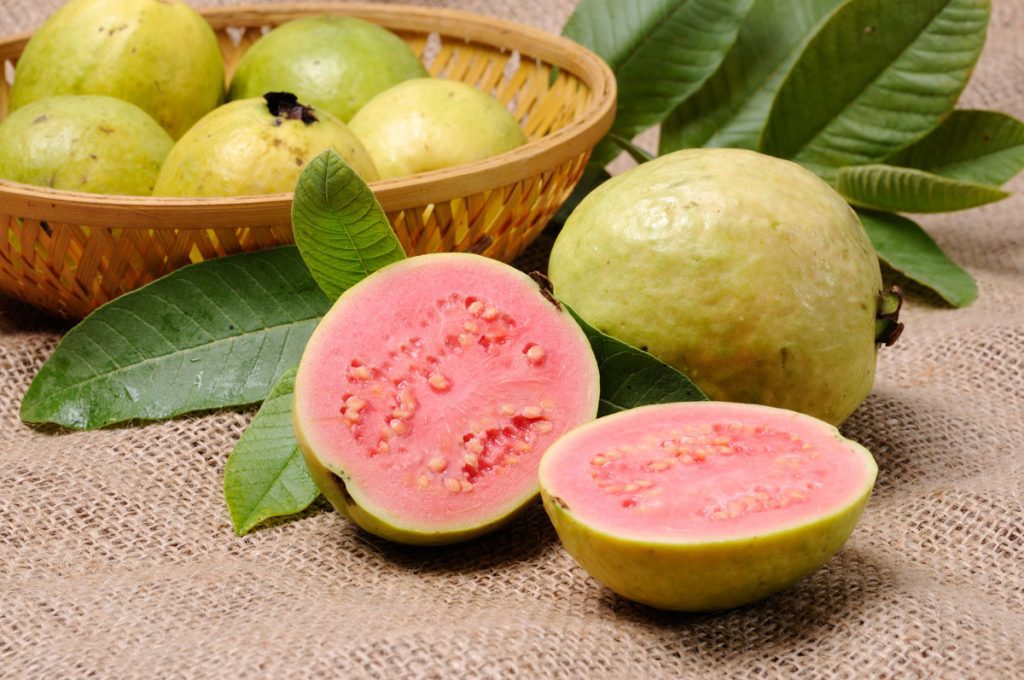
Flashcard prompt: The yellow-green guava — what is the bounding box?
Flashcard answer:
[228,16,428,123]
[0,95,173,195]
[9,0,224,139]
[348,78,527,179]
[539,401,877,611]
[548,148,884,426]
[153,93,378,197]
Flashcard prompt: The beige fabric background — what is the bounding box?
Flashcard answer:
[2,0,1022,677]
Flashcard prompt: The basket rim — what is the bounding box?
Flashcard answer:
[0,2,616,228]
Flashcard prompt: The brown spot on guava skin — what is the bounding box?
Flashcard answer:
[295,157,304,166]
[32,115,47,124]
[263,92,318,125]
[272,138,283,147]
[98,125,114,134]
[551,496,570,511]
[529,271,561,310]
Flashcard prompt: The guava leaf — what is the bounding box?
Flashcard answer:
[20,247,329,430]
[837,165,1008,213]
[224,368,320,536]
[562,0,755,165]
[607,133,656,164]
[759,0,991,180]
[566,306,707,416]
[884,109,1024,186]
[857,210,977,308]
[659,0,842,153]
[292,149,406,301]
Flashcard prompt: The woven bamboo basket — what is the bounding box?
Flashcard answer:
[0,3,615,319]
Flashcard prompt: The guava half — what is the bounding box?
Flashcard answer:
[0,95,173,195]
[153,93,378,197]
[228,16,428,123]
[348,78,527,179]
[10,0,224,139]
[539,401,877,611]
[549,148,885,426]
[293,253,600,545]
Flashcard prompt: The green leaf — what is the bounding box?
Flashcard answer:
[608,133,656,164]
[292,149,406,301]
[224,368,320,536]
[563,0,755,165]
[660,0,842,153]
[760,0,991,180]
[885,109,1024,186]
[837,164,1008,213]
[567,306,707,416]
[857,210,977,307]
[20,247,329,430]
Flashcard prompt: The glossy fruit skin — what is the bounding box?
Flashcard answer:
[293,253,600,546]
[228,16,428,123]
[153,97,378,197]
[538,402,877,611]
[0,95,173,195]
[549,148,883,426]
[9,0,224,139]
[348,78,527,179]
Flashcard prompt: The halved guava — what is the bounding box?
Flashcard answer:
[539,401,877,611]
[293,254,600,545]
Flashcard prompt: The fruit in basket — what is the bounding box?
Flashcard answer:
[153,92,378,197]
[293,253,600,545]
[0,95,173,195]
[228,16,429,123]
[8,0,224,140]
[548,148,884,426]
[348,78,527,179]
[539,401,877,611]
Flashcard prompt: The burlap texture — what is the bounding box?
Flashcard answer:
[2,1,1022,677]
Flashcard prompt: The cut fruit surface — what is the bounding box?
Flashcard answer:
[539,402,877,611]
[294,254,600,545]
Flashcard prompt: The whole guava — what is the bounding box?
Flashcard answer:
[228,16,428,123]
[153,93,379,197]
[548,148,884,426]
[10,0,224,139]
[348,78,527,179]
[0,95,173,195]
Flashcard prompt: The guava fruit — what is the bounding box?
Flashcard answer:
[548,148,885,426]
[293,253,600,545]
[539,401,877,611]
[228,16,428,123]
[348,78,527,179]
[153,93,378,197]
[0,95,173,195]
[9,0,224,139]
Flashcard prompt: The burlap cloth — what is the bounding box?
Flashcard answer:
[1,0,1022,677]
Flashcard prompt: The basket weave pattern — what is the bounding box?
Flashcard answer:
[0,3,614,318]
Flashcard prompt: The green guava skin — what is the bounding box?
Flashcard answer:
[299,448,533,547]
[348,78,528,179]
[228,16,428,124]
[548,148,883,426]
[0,95,173,195]
[152,98,379,197]
[538,403,878,612]
[9,0,224,140]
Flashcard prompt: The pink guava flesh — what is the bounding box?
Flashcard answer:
[542,402,875,542]
[294,254,599,536]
